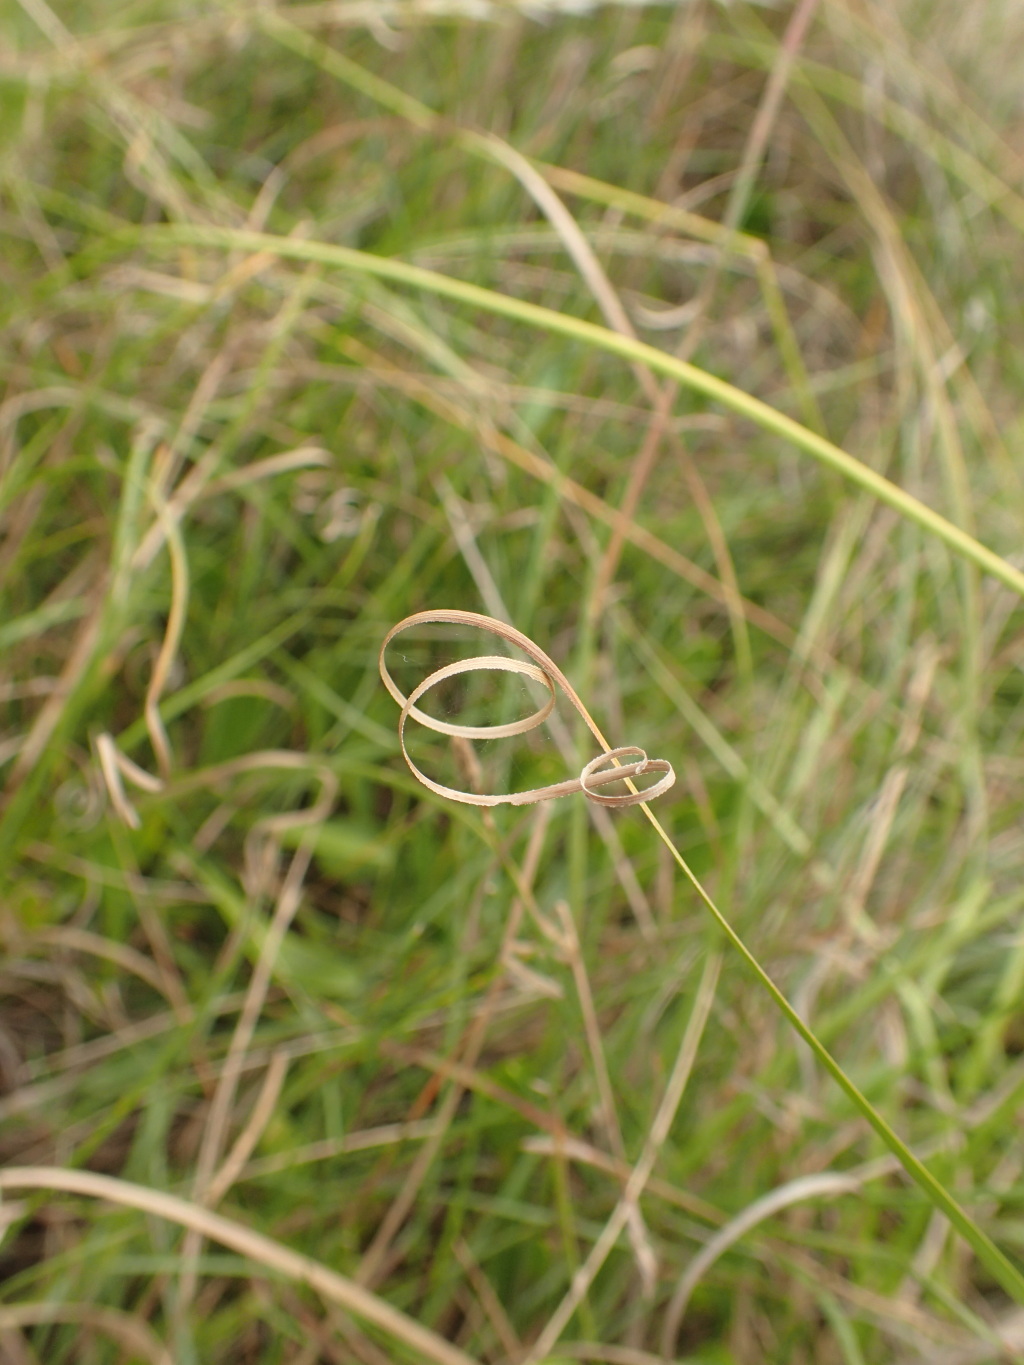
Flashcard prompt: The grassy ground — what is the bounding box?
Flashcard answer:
[3,0,1024,1361]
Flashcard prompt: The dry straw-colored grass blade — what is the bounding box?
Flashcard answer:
[379,609,675,809]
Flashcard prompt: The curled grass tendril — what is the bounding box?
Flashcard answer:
[379,609,675,809]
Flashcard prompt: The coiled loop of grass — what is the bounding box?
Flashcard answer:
[379,609,675,809]
[382,609,1024,1310]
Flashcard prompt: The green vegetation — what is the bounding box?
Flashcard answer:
[3,1,1024,1362]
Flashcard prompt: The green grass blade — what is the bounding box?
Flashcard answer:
[125,222,1024,602]
[641,805,1024,1305]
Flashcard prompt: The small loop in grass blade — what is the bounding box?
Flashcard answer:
[579,746,675,807]
[379,610,675,810]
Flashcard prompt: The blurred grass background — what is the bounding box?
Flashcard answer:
[3,0,1024,1361]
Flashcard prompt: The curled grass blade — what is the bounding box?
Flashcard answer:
[379,612,1024,1308]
